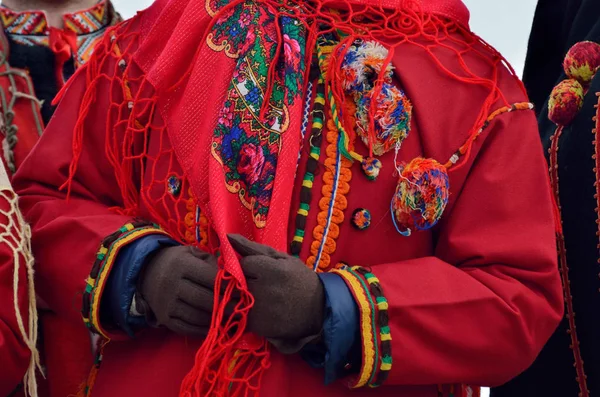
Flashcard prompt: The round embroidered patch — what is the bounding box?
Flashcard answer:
[352,208,372,230]
[167,175,182,196]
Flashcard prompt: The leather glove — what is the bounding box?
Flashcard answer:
[227,234,325,345]
[137,245,226,336]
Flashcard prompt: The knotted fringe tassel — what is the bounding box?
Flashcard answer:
[3,187,42,397]
[180,268,270,397]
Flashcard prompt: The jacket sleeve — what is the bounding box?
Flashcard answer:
[301,272,360,385]
[335,108,563,388]
[13,68,169,340]
[103,235,179,336]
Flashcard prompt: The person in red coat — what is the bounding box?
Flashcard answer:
[0,161,39,396]
[0,0,121,177]
[0,2,121,395]
[13,0,563,396]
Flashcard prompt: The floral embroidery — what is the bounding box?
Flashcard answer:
[205,0,257,58]
[209,1,306,227]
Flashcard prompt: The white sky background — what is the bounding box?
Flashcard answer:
[111,1,539,395]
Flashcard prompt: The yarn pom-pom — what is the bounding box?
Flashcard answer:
[341,40,394,92]
[392,158,449,232]
[548,79,584,126]
[356,82,412,156]
[361,157,382,180]
[563,41,600,84]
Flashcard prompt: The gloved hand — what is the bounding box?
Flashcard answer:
[137,245,225,337]
[227,234,325,345]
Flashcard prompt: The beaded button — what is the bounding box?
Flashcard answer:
[167,175,182,197]
[352,208,372,230]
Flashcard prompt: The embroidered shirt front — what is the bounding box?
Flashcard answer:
[0,0,117,67]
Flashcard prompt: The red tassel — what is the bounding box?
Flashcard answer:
[179,268,270,397]
[49,28,78,90]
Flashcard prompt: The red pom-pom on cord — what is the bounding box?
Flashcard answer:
[563,41,600,85]
[548,79,584,126]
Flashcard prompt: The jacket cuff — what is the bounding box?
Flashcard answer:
[301,272,360,385]
[81,221,171,340]
[330,266,392,388]
[101,234,179,337]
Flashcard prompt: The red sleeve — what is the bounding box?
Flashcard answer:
[0,185,31,396]
[13,68,134,328]
[339,108,563,388]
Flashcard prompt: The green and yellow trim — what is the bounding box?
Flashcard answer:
[331,267,378,388]
[332,266,393,389]
[81,221,170,339]
[353,267,393,387]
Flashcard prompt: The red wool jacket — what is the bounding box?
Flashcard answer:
[13,0,562,396]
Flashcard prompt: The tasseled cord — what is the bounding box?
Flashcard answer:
[0,183,42,397]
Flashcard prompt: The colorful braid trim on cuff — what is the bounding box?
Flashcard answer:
[331,265,392,388]
[81,220,170,339]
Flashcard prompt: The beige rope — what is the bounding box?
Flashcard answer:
[0,162,40,397]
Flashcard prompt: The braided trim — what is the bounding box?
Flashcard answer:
[353,267,392,387]
[444,102,534,169]
[330,267,377,388]
[306,124,352,270]
[549,126,589,397]
[291,77,325,259]
[82,221,170,338]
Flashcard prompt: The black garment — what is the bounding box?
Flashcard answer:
[492,1,600,396]
[6,36,75,125]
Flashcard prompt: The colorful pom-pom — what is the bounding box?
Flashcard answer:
[352,208,372,230]
[341,40,394,93]
[563,41,600,85]
[548,79,584,126]
[392,158,449,233]
[355,82,412,156]
[361,157,382,180]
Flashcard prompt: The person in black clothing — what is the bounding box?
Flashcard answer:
[492,1,600,396]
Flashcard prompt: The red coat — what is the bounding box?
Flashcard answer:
[0,30,44,177]
[13,5,563,397]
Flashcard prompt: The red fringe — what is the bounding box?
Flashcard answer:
[180,268,270,397]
